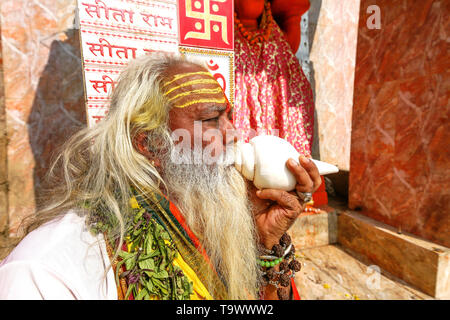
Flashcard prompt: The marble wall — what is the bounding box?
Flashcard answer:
[0,0,86,234]
[0,20,8,234]
[349,0,450,248]
[308,0,361,171]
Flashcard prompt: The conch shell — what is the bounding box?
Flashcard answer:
[234,135,339,191]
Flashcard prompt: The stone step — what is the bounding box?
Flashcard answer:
[290,197,449,299]
[337,210,450,299]
[293,244,433,300]
[290,206,338,249]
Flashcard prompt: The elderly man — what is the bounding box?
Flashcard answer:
[0,54,321,300]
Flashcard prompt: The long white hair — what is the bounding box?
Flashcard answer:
[18,54,260,299]
[21,54,182,256]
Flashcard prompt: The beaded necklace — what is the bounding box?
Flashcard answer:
[234,1,274,45]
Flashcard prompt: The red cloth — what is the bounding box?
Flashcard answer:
[291,278,301,300]
[313,176,328,207]
[234,0,310,52]
[168,201,213,267]
[234,19,315,156]
[271,0,310,52]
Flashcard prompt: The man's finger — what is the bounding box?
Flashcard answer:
[298,156,322,192]
[256,189,301,211]
[299,157,322,191]
[286,158,314,192]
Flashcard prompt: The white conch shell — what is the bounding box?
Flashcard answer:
[234,135,339,191]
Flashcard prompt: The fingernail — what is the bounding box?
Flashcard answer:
[301,156,310,163]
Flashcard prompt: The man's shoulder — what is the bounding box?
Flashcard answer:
[1,210,96,265]
[0,210,117,299]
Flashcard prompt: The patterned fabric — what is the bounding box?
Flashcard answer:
[109,194,218,300]
[135,193,228,299]
[234,17,314,156]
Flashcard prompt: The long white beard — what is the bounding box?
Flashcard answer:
[160,147,260,299]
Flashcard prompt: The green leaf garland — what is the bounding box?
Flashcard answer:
[89,198,194,300]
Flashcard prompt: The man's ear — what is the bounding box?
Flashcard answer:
[133,132,161,167]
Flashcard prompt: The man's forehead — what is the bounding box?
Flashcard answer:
[164,62,209,82]
[163,62,228,111]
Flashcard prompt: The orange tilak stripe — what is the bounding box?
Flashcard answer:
[164,79,218,96]
[176,97,227,109]
[167,87,224,102]
[163,71,213,88]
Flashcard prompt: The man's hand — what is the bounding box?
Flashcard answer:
[250,156,322,250]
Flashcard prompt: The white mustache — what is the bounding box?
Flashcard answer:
[168,142,236,167]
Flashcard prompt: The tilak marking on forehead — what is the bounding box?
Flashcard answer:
[163,71,213,88]
[176,97,227,109]
[163,79,219,96]
[167,87,224,102]
[163,70,226,109]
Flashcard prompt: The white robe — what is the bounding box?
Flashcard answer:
[0,211,117,299]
